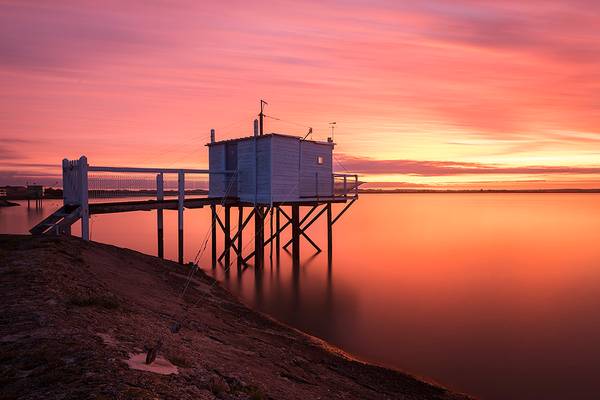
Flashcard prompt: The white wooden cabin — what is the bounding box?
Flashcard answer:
[208,133,334,204]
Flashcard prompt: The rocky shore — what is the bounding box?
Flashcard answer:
[0,234,472,400]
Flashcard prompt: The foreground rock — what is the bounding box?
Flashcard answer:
[0,235,472,400]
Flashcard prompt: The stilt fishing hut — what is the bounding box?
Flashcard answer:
[30,103,359,269]
[206,118,357,268]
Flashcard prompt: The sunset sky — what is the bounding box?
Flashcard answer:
[2,0,600,189]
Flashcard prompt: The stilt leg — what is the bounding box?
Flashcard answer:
[327,202,332,264]
[275,207,281,258]
[292,204,300,263]
[157,209,164,259]
[269,208,273,260]
[224,205,231,269]
[254,207,263,268]
[211,204,217,269]
[237,206,243,268]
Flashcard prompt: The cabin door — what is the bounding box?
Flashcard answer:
[225,142,238,196]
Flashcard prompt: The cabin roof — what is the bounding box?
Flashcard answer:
[206,132,334,147]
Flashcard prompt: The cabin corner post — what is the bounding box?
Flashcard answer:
[177,170,185,264]
[156,173,164,259]
[211,204,217,269]
[79,156,89,241]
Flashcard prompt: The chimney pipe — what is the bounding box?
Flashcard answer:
[210,128,215,143]
[253,119,259,137]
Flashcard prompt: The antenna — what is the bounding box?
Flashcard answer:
[259,99,268,135]
[329,122,336,142]
[302,127,313,140]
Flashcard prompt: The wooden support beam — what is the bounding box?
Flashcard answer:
[264,219,291,246]
[269,208,274,259]
[283,204,327,251]
[228,209,255,250]
[214,211,226,232]
[156,173,164,259]
[292,204,300,262]
[177,171,184,264]
[237,206,243,268]
[332,198,357,225]
[211,204,216,269]
[224,205,231,269]
[254,206,264,268]
[275,207,281,255]
[327,202,332,257]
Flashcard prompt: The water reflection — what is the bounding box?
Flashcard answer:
[210,238,352,343]
[3,195,600,400]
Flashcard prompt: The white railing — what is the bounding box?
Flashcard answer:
[62,156,230,241]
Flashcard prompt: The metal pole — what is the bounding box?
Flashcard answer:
[178,171,184,264]
[156,173,164,259]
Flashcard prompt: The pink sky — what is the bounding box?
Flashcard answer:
[2,0,600,188]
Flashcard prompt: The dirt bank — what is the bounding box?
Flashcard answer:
[0,235,472,400]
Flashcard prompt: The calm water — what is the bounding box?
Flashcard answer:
[2,194,600,400]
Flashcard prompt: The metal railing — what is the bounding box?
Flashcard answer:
[333,173,359,199]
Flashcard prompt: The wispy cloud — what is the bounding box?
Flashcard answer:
[336,155,600,176]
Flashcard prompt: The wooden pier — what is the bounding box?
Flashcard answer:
[30,156,358,268]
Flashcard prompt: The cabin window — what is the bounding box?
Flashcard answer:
[317,156,324,165]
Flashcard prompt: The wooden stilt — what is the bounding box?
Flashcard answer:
[275,207,280,257]
[327,202,332,260]
[292,204,300,263]
[211,204,217,269]
[254,207,264,268]
[269,208,273,260]
[282,205,325,252]
[156,173,164,259]
[177,171,184,264]
[224,205,231,268]
[237,206,243,268]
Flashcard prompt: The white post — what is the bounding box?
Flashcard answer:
[62,159,70,206]
[79,156,89,240]
[178,170,185,264]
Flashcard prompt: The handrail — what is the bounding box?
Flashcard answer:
[89,166,233,174]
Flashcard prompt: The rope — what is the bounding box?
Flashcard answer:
[264,114,312,129]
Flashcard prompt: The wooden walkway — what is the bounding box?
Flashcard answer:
[88,197,350,215]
